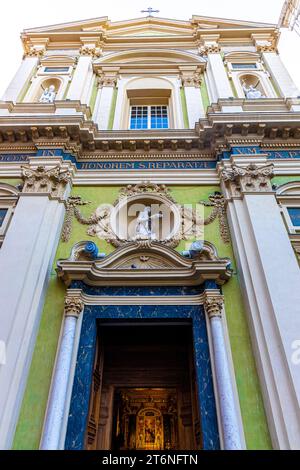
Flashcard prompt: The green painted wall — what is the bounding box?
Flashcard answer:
[89,77,98,115]
[200,78,210,112]
[108,88,118,130]
[13,184,271,450]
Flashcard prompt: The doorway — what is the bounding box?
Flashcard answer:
[85,321,202,450]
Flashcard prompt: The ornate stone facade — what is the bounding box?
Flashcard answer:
[21,165,72,198]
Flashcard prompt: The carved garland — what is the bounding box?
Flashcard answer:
[200,193,231,244]
[61,196,106,242]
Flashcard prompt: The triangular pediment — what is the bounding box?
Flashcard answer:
[23,14,275,36]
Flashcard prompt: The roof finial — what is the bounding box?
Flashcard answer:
[141,7,160,17]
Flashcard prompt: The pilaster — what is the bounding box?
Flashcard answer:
[199,35,233,101]
[219,161,300,449]
[180,66,205,127]
[0,163,72,449]
[93,69,119,130]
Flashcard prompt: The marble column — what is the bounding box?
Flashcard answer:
[204,293,243,450]
[0,164,72,449]
[181,71,205,127]
[93,73,118,130]
[40,296,83,450]
[219,161,300,449]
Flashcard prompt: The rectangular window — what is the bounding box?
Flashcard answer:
[130,105,169,130]
[44,67,69,73]
[231,63,257,70]
[0,209,8,228]
[287,208,300,227]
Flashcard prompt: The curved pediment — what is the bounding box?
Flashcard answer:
[57,241,232,287]
[94,49,206,66]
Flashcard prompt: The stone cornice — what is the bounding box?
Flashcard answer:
[0,99,300,155]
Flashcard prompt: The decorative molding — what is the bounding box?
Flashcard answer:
[221,163,274,196]
[61,196,105,242]
[64,296,84,318]
[21,164,71,198]
[203,294,224,319]
[201,193,231,244]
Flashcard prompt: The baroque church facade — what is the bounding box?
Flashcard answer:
[0,12,300,451]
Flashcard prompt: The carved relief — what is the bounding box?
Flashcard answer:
[61,196,107,242]
[200,193,230,244]
[221,163,274,195]
[21,165,71,198]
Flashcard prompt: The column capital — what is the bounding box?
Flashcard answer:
[64,296,84,318]
[181,72,202,88]
[21,164,72,199]
[203,293,224,319]
[79,37,103,58]
[197,34,221,55]
[251,33,278,53]
[23,38,48,58]
[220,163,274,198]
[97,71,118,88]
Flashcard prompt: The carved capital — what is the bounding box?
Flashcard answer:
[64,296,84,318]
[21,165,72,198]
[257,43,277,53]
[79,45,102,58]
[24,46,45,58]
[181,73,202,88]
[199,44,221,56]
[221,163,274,196]
[204,295,224,319]
[97,73,118,88]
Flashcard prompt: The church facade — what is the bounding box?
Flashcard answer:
[0,12,300,451]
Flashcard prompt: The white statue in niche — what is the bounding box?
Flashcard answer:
[242,81,265,99]
[134,206,162,240]
[39,85,56,103]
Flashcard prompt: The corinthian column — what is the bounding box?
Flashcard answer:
[219,162,300,449]
[40,296,83,450]
[0,164,72,449]
[204,293,243,450]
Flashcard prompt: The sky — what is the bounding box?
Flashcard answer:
[0,0,299,96]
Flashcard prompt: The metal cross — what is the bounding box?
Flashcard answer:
[141,7,160,17]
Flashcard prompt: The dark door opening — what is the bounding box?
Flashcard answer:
[85,321,202,450]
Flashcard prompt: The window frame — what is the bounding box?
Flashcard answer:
[129,105,169,130]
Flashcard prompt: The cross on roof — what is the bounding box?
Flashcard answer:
[141,7,160,17]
